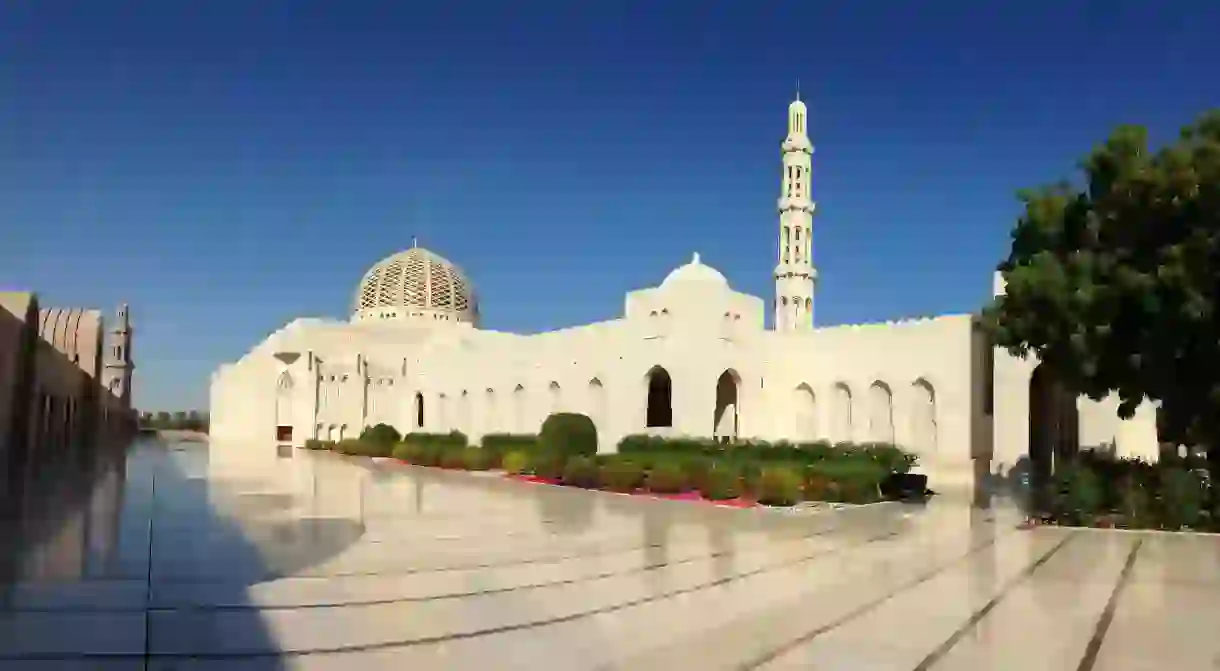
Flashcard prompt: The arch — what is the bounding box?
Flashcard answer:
[645,366,673,428]
[438,393,449,431]
[548,381,562,416]
[459,390,471,431]
[587,378,606,435]
[911,378,937,456]
[868,381,895,443]
[414,392,425,429]
[315,423,323,439]
[1028,363,1079,492]
[327,424,336,441]
[713,370,740,442]
[338,424,347,441]
[276,370,294,391]
[512,384,526,432]
[794,383,817,440]
[484,387,497,432]
[831,382,853,442]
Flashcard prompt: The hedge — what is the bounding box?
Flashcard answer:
[539,413,598,458]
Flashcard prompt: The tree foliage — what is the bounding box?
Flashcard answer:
[983,110,1220,452]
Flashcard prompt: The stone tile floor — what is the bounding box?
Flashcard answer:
[0,439,1217,669]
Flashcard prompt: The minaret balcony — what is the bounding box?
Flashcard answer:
[777,197,816,213]
[781,137,813,154]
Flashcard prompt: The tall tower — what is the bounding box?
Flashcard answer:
[102,303,134,410]
[774,91,818,331]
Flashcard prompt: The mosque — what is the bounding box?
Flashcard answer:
[209,95,1161,495]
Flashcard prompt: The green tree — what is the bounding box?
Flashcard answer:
[983,110,1220,476]
[154,411,171,429]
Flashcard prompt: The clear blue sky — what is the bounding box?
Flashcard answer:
[2,1,1216,412]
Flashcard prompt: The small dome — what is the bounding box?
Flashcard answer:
[352,246,477,323]
[661,252,729,289]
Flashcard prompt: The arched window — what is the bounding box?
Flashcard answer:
[868,381,895,443]
[414,392,425,429]
[911,379,937,457]
[512,384,526,432]
[548,381,562,415]
[645,366,673,428]
[832,382,853,442]
[794,384,817,440]
[714,370,740,442]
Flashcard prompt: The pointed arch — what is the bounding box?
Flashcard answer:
[484,387,497,432]
[512,384,526,432]
[911,378,937,457]
[414,392,425,429]
[548,381,562,416]
[587,377,606,434]
[868,381,895,443]
[459,390,471,432]
[831,382,853,442]
[713,369,740,442]
[794,383,817,440]
[645,366,673,428]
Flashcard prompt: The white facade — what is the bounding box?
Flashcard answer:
[210,96,1161,497]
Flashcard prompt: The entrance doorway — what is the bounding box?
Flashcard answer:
[713,370,739,443]
[645,366,673,428]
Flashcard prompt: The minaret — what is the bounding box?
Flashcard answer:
[774,90,818,331]
[102,303,134,410]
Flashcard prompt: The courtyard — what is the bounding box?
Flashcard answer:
[0,440,1217,670]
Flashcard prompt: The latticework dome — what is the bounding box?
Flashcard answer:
[352,247,478,324]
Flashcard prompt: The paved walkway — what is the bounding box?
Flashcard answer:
[0,440,1216,669]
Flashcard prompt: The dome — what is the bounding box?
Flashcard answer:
[661,252,729,289]
[352,246,478,324]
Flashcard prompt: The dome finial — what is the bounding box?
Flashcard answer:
[795,78,800,102]
[692,252,701,264]
[411,236,418,249]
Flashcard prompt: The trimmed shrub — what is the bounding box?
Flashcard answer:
[645,460,690,494]
[599,459,645,492]
[562,456,600,488]
[756,466,803,506]
[335,438,388,457]
[539,413,598,458]
[303,438,333,450]
[532,452,568,480]
[700,463,743,500]
[413,443,444,467]
[440,445,468,469]
[391,441,418,462]
[462,447,495,471]
[1159,467,1207,530]
[481,433,540,457]
[502,449,532,475]
[359,423,402,448]
[402,431,468,448]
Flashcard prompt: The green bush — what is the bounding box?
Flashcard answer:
[391,441,416,461]
[645,460,690,494]
[413,443,444,467]
[462,447,495,471]
[1050,465,1105,525]
[1118,478,1155,529]
[562,456,600,488]
[481,433,540,457]
[532,452,568,480]
[599,459,645,492]
[539,413,598,458]
[700,463,743,500]
[359,423,402,448]
[402,431,468,448]
[1159,467,1207,530]
[502,449,532,475]
[303,438,333,450]
[756,466,803,506]
[335,438,393,457]
[440,445,468,469]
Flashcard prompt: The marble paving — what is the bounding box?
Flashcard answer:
[0,440,1217,669]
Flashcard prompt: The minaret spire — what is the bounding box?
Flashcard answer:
[774,91,818,331]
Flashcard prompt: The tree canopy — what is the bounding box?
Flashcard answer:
[983,110,1220,452]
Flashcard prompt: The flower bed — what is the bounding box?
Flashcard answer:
[310,415,921,509]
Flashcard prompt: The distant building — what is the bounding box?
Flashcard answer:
[210,95,1159,497]
[0,292,134,491]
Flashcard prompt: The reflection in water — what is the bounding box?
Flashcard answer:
[0,446,128,582]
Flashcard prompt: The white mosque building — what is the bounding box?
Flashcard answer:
[210,95,1161,495]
